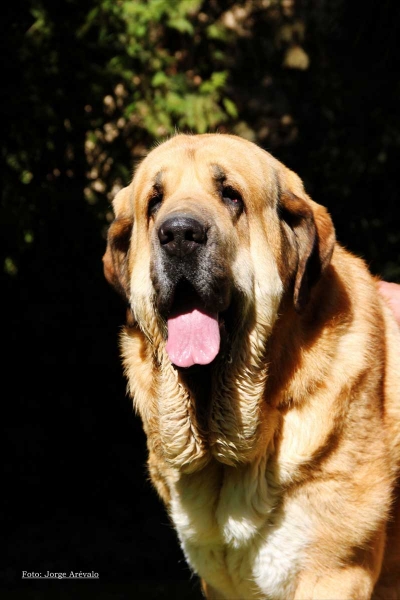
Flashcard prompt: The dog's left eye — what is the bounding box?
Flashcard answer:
[148,192,163,217]
[222,186,243,210]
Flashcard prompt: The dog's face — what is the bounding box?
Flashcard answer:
[104,134,335,370]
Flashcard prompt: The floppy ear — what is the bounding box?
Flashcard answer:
[280,191,335,312]
[102,187,133,301]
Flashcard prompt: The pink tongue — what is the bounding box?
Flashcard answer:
[166,309,220,368]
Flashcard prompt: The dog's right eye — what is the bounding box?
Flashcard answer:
[221,186,244,215]
[148,192,163,217]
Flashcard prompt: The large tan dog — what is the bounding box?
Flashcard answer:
[103,134,400,599]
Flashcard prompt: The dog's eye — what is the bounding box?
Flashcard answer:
[148,191,163,217]
[222,186,243,211]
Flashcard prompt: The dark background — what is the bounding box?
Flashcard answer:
[2,1,400,598]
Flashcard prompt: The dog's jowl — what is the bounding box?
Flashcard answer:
[103,133,400,600]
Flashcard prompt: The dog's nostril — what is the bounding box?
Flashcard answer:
[187,228,205,243]
[158,216,206,256]
[159,227,174,245]
[183,230,199,243]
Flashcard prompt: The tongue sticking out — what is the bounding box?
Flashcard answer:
[166,309,220,368]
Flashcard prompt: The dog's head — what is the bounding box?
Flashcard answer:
[103,134,335,370]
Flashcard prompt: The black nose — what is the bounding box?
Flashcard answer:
[158,215,207,257]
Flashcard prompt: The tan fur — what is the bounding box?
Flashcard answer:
[103,134,400,599]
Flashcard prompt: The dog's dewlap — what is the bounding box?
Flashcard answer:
[166,309,220,367]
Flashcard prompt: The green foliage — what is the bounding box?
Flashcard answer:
[2,0,400,283]
[81,0,235,136]
[74,0,244,218]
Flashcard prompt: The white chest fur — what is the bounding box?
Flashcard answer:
[169,458,312,600]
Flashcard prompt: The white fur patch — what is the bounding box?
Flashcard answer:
[252,500,312,600]
[170,461,311,599]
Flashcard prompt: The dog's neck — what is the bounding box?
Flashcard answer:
[266,266,352,409]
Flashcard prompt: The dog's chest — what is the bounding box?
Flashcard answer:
[169,462,310,600]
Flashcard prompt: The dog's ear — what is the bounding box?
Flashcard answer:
[103,186,133,301]
[279,190,335,312]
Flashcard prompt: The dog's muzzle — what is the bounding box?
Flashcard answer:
[153,212,225,369]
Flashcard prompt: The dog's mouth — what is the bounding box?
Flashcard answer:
[165,280,222,369]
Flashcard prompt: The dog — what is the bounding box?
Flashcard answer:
[103,133,400,599]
